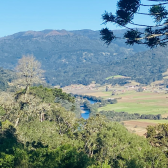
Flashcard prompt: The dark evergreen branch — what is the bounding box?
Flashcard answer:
[149,5,168,23]
[140,2,168,7]
[136,12,167,15]
[120,25,144,34]
[129,21,167,27]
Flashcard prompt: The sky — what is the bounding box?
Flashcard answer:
[0,0,167,37]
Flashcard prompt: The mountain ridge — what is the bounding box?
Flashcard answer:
[0,28,162,87]
[0,29,146,69]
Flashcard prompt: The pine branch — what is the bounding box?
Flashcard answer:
[129,21,168,27]
[140,2,168,7]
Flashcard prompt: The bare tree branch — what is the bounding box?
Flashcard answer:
[14,54,45,91]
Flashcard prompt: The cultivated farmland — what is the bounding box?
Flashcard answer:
[98,91,168,116]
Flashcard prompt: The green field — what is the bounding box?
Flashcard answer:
[98,102,168,115]
[101,91,135,98]
[105,75,124,80]
[98,91,168,115]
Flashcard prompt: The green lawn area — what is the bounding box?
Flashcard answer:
[98,102,168,115]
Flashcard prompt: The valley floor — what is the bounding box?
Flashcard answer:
[63,82,168,136]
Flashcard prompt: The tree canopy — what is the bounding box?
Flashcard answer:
[1,85,168,167]
[101,0,168,48]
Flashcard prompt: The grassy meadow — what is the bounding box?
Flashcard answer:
[105,75,123,80]
[97,91,168,116]
[105,75,131,80]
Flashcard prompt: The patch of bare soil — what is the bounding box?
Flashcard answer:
[162,113,168,118]
[63,89,97,95]
[123,121,157,137]
[84,92,108,97]
[123,121,157,127]
[125,126,147,137]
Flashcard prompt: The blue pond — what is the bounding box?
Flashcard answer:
[80,99,97,119]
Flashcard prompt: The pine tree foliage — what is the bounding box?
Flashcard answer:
[101,0,168,48]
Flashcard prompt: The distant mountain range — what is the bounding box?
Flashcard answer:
[0,29,147,69]
[0,29,167,87]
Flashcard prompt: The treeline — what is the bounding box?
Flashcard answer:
[83,99,118,115]
[73,94,101,102]
[73,94,117,104]
[98,111,162,122]
[102,77,131,86]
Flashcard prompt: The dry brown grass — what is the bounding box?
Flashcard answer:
[162,113,168,118]
[123,120,157,127]
[123,120,157,137]
[84,92,108,97]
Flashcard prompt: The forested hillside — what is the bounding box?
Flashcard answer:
[47,46,168,86]
[104,47,168,85]
[0,29,147,86]
[0,29,168,86]
[0,29,140,70]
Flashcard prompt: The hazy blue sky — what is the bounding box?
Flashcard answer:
[0,0,166,37]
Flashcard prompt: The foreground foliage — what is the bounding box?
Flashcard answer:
[1,118,167,168]
[0,87,168,167]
